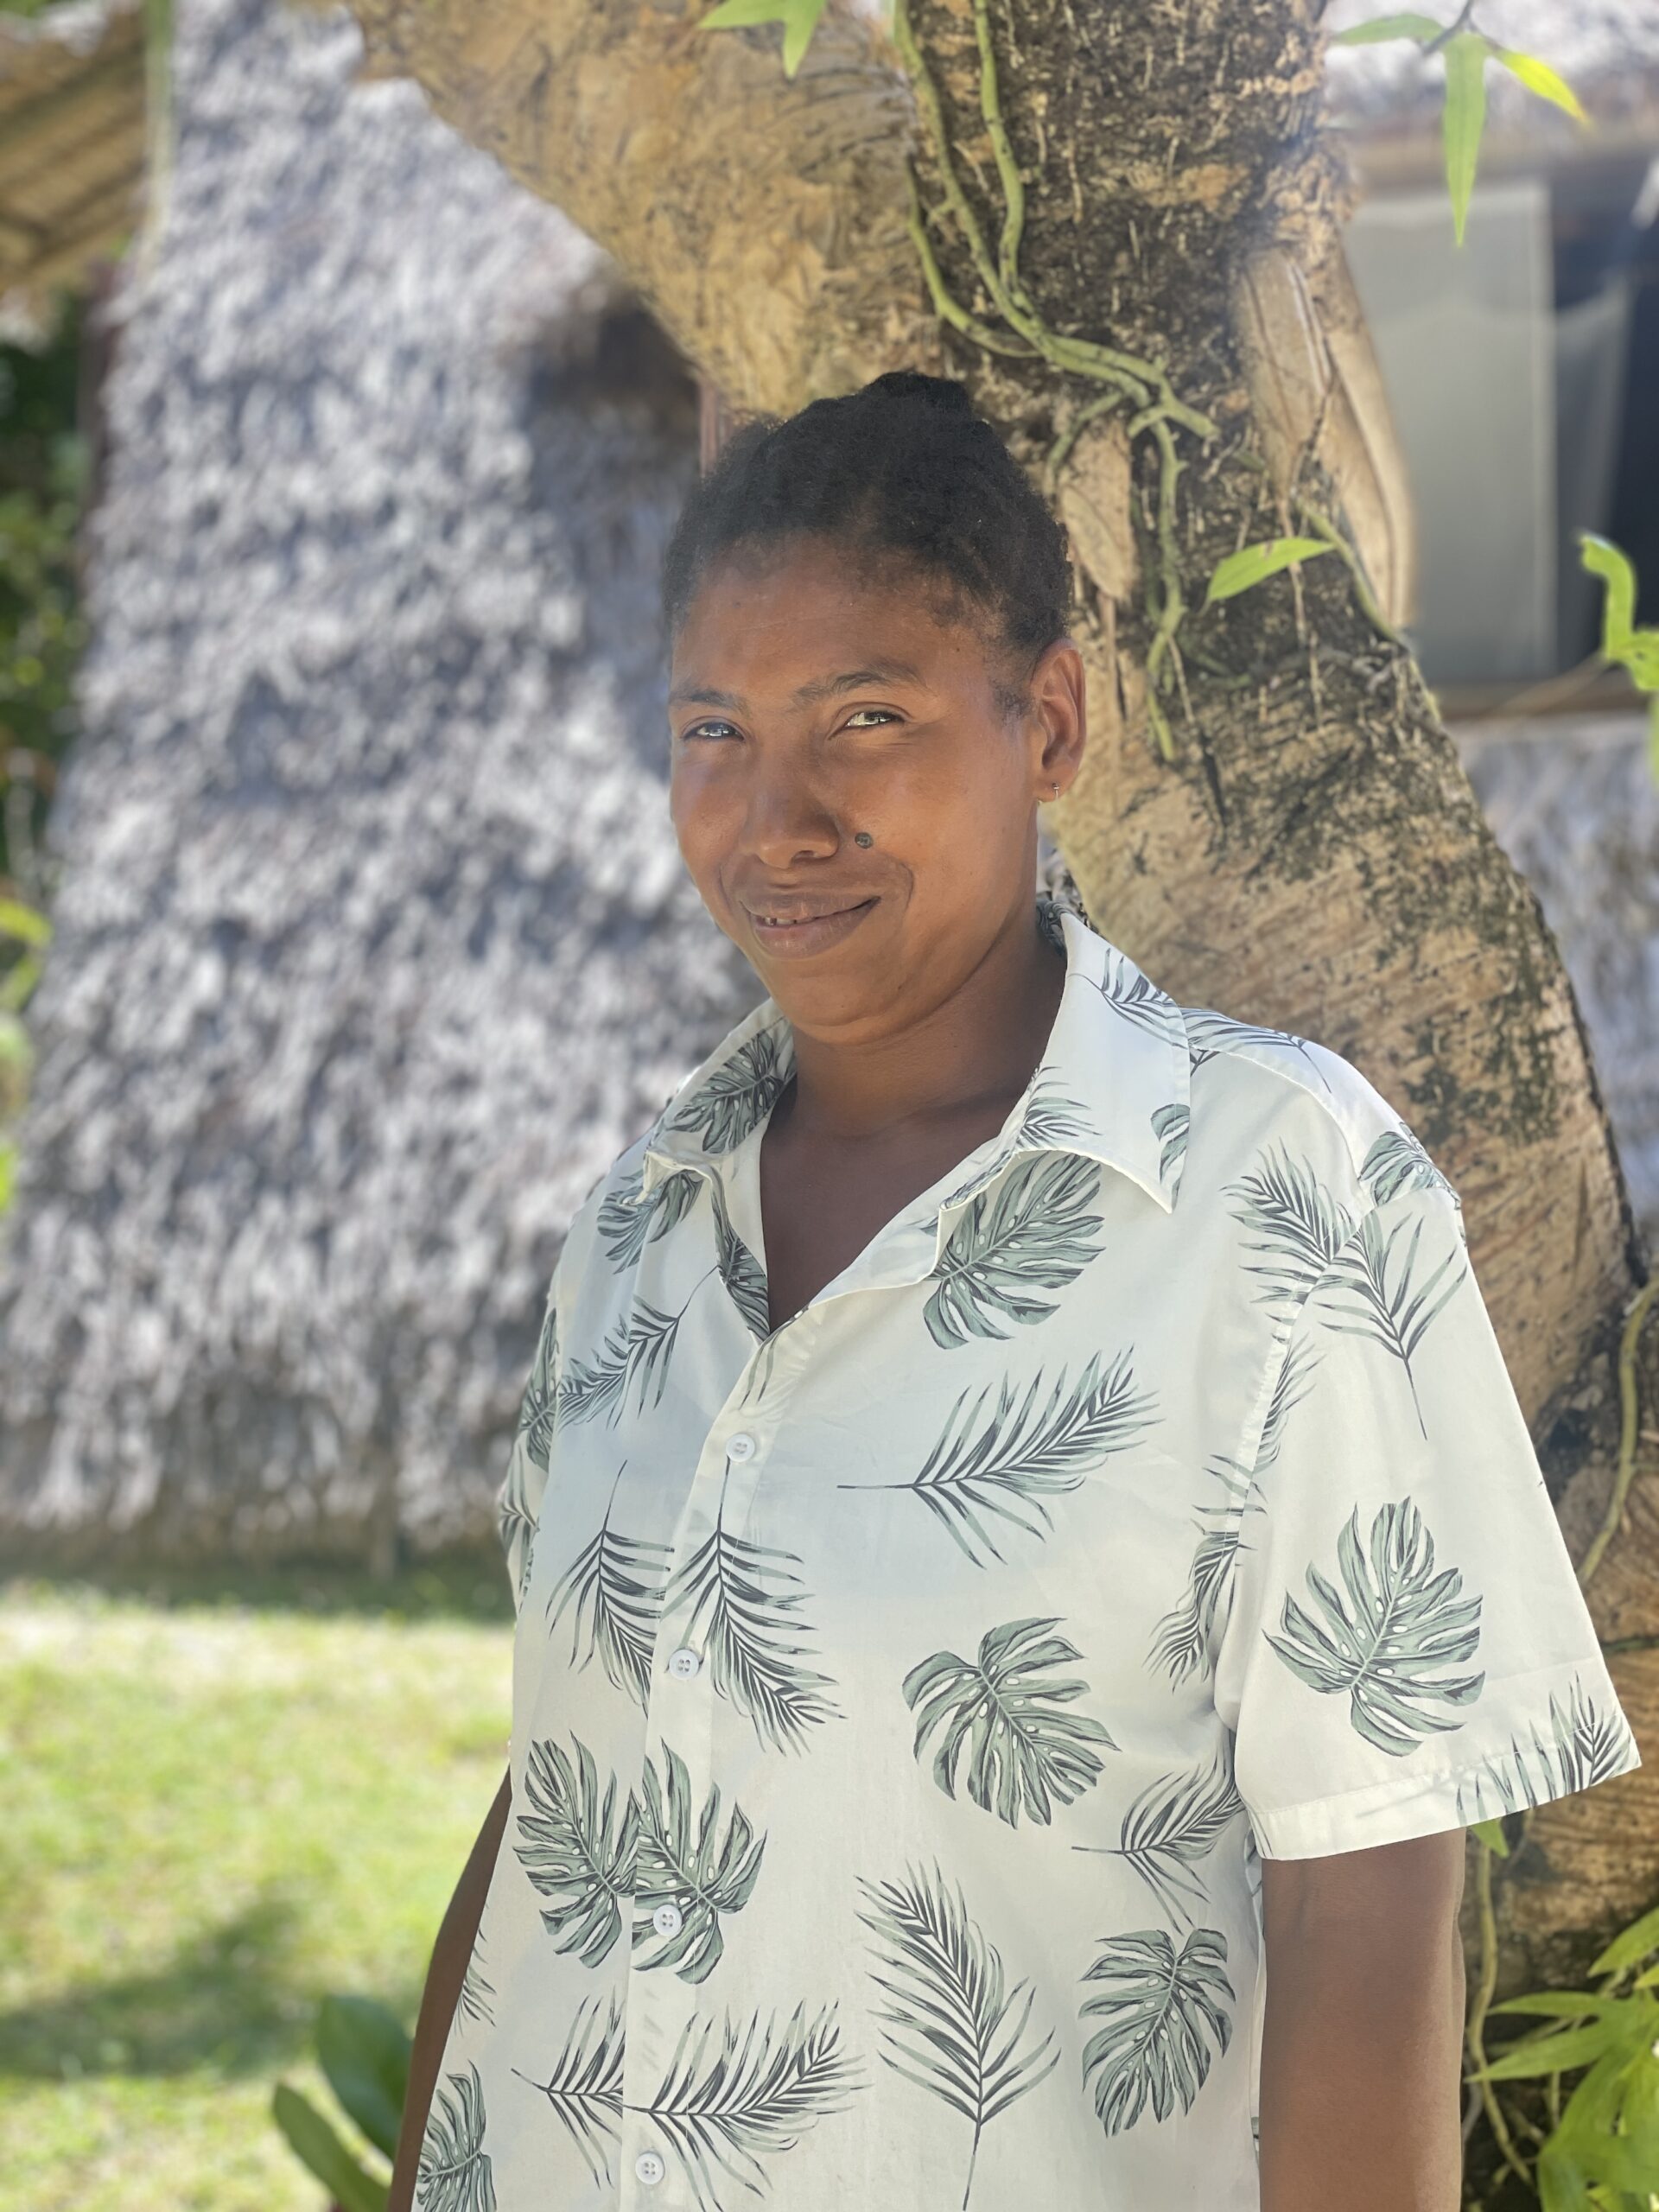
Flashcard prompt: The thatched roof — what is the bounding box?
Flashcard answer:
[1326,0,1659,164]
[0,0,145,314]
[0,0,757,1564]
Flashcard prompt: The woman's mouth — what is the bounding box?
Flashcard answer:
[744,898,880,957]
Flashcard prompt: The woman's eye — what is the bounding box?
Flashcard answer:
[682,720,738,741]
[843,709,899,728]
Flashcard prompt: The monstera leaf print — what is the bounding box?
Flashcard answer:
[1225,1142,1354,1321]
[1310,1205,1465,1439]
[597,1163,703,1268]
[547,1470,670,1708]
[634,1744,767,1984]
[639,2003,861,2212]
[1266,1499,1485,1757]
[666,1027,791,1155]
[925,1153,1105,1350]
[1077,1756,1243,1927]
[859,1866,1058,2210]
[1454,1675,1638,1822]
[903,1617,1116,1827]
[416,2063,496,2212]
[1078,1928,1235,2136]
[848,1351,1157,1568]
[669,1522,840,1753]
[556,1301,685,1428]
[513,1736,639,1967]
[514,1993,625,2191]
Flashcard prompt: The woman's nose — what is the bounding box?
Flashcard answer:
[742,766,840,868]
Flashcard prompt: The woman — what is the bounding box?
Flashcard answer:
[387,372,1637,2212]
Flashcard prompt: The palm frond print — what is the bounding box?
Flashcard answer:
[1359,1126,1460,1211]
[545,1468,670,1709]
[495,1443,540,1614]
[904,1616,1116,1827]
[1310,1204,1466,1439]
[597,1162,703,1268]
[1225,1142,1354,1320]
[516,1297,560,1473]
[1150,1336,1318,1685]
[456,1928,496,2029]
[859,1865,1058,2210]
[665,1027,791,1155]
[1092,952,1186,1052]
[512,1993,624,2192]
[668,1519,839,1753]
[634,1743,767,1983]
[513,1735,638,1966]
[1079,1927,1235,2135]
[1184,1007,1333,1091]
[1454,1675,1637,1821]
[556,1300,684,1429]
[1076,1754,1243,1927]
[638,2003,861,2212]
[1151,1100,1189,1187]
[1267,1498,1485,1757]
[844,1352,1157,1568]
[707,1173,772,1341]
[925,1153,1106,1350]
[416,2063,496,2212]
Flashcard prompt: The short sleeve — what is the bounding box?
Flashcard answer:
[493,1269,562,1618]
[1212,1174,1640,1859]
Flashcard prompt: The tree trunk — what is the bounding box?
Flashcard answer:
[349,0,1658,2034]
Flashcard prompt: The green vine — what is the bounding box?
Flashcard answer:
[890,0,1217,762]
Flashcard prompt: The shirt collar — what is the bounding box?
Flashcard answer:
[630,898,1190,1217]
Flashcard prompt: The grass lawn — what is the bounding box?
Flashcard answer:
[0,1556,516,2212]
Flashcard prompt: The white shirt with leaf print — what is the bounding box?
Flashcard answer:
[419,894,1637,2212]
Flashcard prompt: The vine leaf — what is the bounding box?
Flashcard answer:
[416,2063,496,2212]
[635,1744,768,1984]
[1076,1755,1243,1927]
[1205,537,1336,604]
[636,2003,861,2211]
[1266,1498,1485,1757]
[925,1153,1105,1349]
[903,1616,1116,1827]
[546,1472,670,1709]
[513,1736,639,1967]
[512,1993,624,2192]
[844,1351,1156,1568]
[669,1523,839,1752]
[859,1865,1058,2210]
[1079,1927,1235,2135]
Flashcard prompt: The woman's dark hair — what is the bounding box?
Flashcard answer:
[659,370,1072,718]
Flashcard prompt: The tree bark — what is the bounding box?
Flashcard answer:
[349,0,1659,2030]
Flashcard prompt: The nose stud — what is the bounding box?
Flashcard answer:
[855,830,873,847]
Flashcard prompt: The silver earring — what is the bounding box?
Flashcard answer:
[855,830,873,848]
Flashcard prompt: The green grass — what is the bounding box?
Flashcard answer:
[0,1558,516,2212]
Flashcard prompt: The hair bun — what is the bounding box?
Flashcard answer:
[863,369,973,416]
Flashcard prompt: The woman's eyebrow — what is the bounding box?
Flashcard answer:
[668,658,929,713]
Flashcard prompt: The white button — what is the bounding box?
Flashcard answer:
[727,1431,757,1460]
[652,1903,684,1937]
[634,2150,666,2186]
[668,1646,702,1680]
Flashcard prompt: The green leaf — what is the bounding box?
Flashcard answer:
[1487,1992,1610,2019]
[696,0,830,76]
[1474,2022,1621,2080]
[1491,46,1586,122]
[1205,537,1336,605]
[1079,1927,1236,2133]
[0,897,49,949]
[1331,12,1446,42]
[903,1616,1116,1828]
[1592,1901,1659,1979]
[317,1995,410,2164]
[271,2082,389,2212]
[1443,33,1490,245]
[1579,531,1638,659]
[1471,1816,1510,1855]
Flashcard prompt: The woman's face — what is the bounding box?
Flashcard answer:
[667,536,1085,1042]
